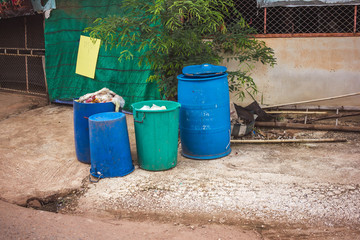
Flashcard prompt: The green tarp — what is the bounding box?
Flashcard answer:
[44,0,161,111]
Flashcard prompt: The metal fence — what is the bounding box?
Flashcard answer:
[231,0,360,36]
[0,14,47,96]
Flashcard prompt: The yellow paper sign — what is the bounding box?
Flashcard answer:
[75,35,101,79]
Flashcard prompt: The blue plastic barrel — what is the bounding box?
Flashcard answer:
[73,100,115,164]
[177,64,231,159]
[89,112,134,178]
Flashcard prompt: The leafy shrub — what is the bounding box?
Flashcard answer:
[85,0,276,100]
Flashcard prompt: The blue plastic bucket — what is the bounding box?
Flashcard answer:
[89,112,134,178]
[177,64,231,160]
[73,100,115,164]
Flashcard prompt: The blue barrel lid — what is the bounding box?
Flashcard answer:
[182,63,227,77]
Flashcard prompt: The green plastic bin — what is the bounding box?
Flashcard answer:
[132,100,181,171]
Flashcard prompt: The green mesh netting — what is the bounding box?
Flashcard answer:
[44,0,161,111]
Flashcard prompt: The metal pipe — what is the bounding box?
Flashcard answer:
[24,17,27,49]
[24,17,29,93]
[264,8,267,34]
[267,106,360,111]
[255,122,360,132]
[42,56,49,103]
[265,111,328,114]
[355,6,358,33]
[25,56,29,93]
[292,112,360,124]
[0,48,45,51]
[0,53,43,57]
[262,92,360,109]
[42,15,49,103]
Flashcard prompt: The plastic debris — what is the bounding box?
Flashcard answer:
[150,104,167,110]
[230,101,275,138]
[77,88,125,112]
[140,104,167,110]
[140,105,151,110]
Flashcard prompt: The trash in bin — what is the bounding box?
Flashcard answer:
[73,88,125,164]
[76,88,125,112]
[140,104,167,110]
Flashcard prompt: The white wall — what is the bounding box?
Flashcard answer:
[225,37,360,107]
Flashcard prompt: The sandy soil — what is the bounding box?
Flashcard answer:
[1,91,360,239]
[0,103,89,204]
[0,91,48,121]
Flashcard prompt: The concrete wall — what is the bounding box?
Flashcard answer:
[225,37,360,107]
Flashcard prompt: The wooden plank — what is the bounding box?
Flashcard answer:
[265,111,328,114]
[262,92,360,109]
[231,138,347,144]
[255,122,360,132]
[266,106,360,111]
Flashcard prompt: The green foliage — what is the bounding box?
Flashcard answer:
[85,0,276,100]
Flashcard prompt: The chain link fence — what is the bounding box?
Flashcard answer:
[0,14,46,96]
[231,0,359,35]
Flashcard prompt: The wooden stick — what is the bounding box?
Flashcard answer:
[265,111,328,114]
[255,122,360,132]
[292,112,360,124]
[268,106,360,111]
[262,92,360,109]
[42,56,50,104]
[231,138,347,144]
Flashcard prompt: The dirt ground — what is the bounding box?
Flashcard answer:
[0,200,261,240]
[1,91,360,239]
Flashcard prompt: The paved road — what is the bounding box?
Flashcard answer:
[0,200,260,240]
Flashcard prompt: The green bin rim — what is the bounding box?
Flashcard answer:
[131,100,181,113]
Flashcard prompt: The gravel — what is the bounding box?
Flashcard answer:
[76,140,360,228]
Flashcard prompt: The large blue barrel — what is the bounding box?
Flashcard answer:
[73,101,115,164]
[177,64,231,159]
[89,112,134,178]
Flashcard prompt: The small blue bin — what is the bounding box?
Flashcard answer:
[73,100,115,164]
[89,112,134,178]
